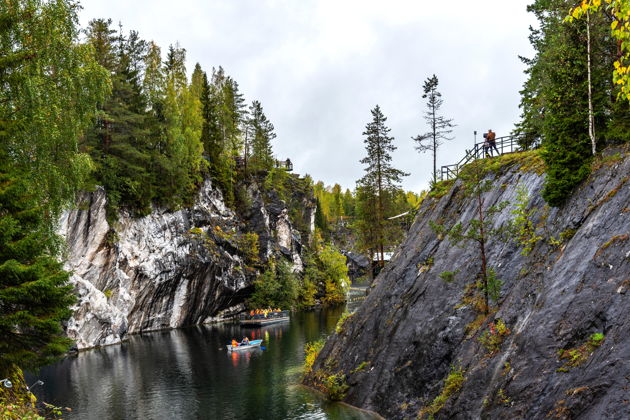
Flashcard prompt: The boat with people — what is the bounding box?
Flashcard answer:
[227,339,263,352]
[239,308,290,326]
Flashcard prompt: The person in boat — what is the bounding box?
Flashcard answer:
[241,337,250,345]
[231,339,239,347]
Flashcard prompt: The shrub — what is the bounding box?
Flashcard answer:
[303,339,325,375]
[557,333,605,371]
[324,373,349,401]
[479,319,511,356]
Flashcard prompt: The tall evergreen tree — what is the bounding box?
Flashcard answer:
[515,0,629,206]
[0,0,108,375]
[356,105,408,266]
[248,100,276,171]
[85,20,154,214]
[413,74,455,186]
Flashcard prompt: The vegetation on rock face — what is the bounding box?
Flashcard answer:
[557,333,605,372]
[303,339,325,375]
[478,319,512,357]
[510,185,543,256]
[417,365,466,419]
[431,160,509,313]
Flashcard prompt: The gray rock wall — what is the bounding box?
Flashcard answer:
[60,178,310,350]
[306,151,629,419]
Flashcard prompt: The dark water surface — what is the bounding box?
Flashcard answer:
[31,296,376,420]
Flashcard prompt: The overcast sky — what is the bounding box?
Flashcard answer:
[79,0,536,193]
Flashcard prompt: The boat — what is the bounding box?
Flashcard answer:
[239,310,290,326]
[227,339,263,351]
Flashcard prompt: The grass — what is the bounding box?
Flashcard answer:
[428,179,455,199]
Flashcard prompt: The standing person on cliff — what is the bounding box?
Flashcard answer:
[486,129,499,156]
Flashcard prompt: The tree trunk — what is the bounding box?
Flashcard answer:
[477,189,489,314]
[587,10,597,155]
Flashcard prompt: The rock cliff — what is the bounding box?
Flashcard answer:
[305,149,629,419]
[59,176,314,350]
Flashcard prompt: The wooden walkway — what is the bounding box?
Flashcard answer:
[440,135,540,181]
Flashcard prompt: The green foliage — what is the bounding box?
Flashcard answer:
[567,0,630,102]
[516,0,630,205]
[510,185,543,256]
[247,100,276,171]
[484,267,503,304]
[323,373,349,401]
[356,105,409,264]
[478,319,511,357]
[249,258,299,309]
[413,74,455,185]
[433,161,508,313]
[300,234,349,306]
[0,168,75,373]
[236,232,260,267]
[439,270,459,283]
[351,361,368,374]
[428,179,455,199]
[264,167,291,202]
[557,333,605,371]
[418,365,466,419]
[0,0,109,223]
[303,339,325,375]
[0,1,108,373]
[335,311,353,334]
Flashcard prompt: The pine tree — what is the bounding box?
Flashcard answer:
[0,167,75,374]
[356,105,408,266]
[85,21,155,214]
[0,0,107,374]
[413,74,455,186]
[248,100,276,171]
[516,0,629,205]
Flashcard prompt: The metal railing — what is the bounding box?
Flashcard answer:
[440,135,540,181]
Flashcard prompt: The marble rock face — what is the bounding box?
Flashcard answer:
[60,178,312,350]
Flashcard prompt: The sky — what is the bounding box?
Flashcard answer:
[78,0,537,193]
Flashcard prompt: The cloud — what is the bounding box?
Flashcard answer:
[79,0,536,192]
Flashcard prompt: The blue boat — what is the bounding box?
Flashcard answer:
[227,339,263,351]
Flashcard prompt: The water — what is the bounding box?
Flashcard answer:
[30,290,375,420]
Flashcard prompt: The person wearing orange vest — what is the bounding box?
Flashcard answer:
[231,339,238,347]
[486,129,499,156]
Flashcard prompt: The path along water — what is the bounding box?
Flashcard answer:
[29,286,376,419]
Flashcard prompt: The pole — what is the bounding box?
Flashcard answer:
[474,131,477,158]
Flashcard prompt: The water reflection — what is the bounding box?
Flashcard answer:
[30,306,379,420]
